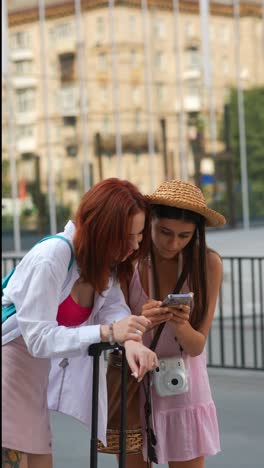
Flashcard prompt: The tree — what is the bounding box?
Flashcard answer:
[227,87,264,222]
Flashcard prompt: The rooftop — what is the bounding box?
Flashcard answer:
[7,0,263,15]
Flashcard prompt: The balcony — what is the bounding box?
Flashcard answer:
[183,68,201,80]
[54,38,75,55]
[175,95,201,113]
[16,113,37,125]
[12,77,37,88]
[16,137,37,153]
[183,95,201,112]
[94,132,158,155]
[11,50,33,61]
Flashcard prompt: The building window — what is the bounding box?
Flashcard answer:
[186,47,200,70]
[134,112,142,132]
[63,116,76,126]
[129,15,136,35]
[11,31,30,50]
[154,18,165,39]
[100,86,108,104]
[16,88,35,113]
[220,24,230,44]
[60,86,77,114]
[185,22,195,40]
[96,16,104,41]
[222,57,229,75]
[67,179,78,190]
[66,145,78,157]
[17,125,34,139]
[14,60,33,76]
[186,80,200,98]
[102,116,110,134]
[154,51,166,71]
[134,150,140,163]
[156,83,166,104]
[130,50,138,67]
[52,22,73,40]
[132,86,140,105]
[59,53,75,82]
[98,52,107,70]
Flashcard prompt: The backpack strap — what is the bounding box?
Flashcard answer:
[37,235,74,271]
[2,235,74,324]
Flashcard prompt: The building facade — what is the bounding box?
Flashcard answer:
[2,0,264,216]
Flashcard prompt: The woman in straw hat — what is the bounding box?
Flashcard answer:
[123,179,226,468]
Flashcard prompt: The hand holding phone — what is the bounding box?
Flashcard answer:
[161,293,193,308]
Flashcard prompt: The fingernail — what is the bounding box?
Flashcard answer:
[131,372,138,379]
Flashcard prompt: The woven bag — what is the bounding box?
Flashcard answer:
[97,350,143,454]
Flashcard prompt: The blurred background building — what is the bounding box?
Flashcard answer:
[2,0,264,250]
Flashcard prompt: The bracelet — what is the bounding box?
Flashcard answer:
[108,322,115,345]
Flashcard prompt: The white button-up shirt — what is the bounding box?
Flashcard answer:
[2,220,130,443]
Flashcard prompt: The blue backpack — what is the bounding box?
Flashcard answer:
[2,235,74,324]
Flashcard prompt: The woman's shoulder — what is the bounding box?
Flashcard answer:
[206,248,222,274]
[16,234,74,277]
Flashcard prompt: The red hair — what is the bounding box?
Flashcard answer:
[73,178,151,293]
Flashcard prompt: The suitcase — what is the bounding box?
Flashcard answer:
[88,342,128,468]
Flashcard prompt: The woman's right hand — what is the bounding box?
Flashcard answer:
[101,315,151,344]
[124,340,158,382]
[141,299,173,327]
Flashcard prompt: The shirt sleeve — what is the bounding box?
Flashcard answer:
[95,281,131,325]
[13,260,101,358]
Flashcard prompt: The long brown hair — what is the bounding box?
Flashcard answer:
[74,178,151,293]
[151,204,208,330]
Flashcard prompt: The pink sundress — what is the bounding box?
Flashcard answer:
[129,267,221,463]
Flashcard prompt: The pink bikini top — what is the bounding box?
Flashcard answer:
[57,294,92,327]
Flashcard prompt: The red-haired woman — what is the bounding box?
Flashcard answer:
[2,178,158,468]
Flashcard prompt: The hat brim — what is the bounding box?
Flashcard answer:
[145,195,226,227]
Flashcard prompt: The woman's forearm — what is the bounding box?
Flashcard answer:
[173,322,206,356]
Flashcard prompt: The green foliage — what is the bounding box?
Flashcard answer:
[2,215,14,230]
[227,87,264,221]
[56,204,71,231]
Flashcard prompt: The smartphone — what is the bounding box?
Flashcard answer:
[161,293,193,308]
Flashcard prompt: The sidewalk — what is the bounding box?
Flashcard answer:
[51,368,264,468]
[206,226,264,257]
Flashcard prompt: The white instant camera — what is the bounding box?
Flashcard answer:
[152,356,189,396]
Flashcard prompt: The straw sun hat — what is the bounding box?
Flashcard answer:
[145,179,226,227]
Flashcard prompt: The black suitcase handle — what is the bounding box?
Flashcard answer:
[88,342,128,468]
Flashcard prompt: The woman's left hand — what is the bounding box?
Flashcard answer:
[124,340,158,382]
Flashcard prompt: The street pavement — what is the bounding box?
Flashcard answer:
[206,226,264,257]
[50,368,264,468]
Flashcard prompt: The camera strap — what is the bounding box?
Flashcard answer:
[143,249,189,466]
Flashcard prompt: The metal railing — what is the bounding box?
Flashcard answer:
[2,254,264,371]
[207,257,264,371]
[2,253,26,277]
